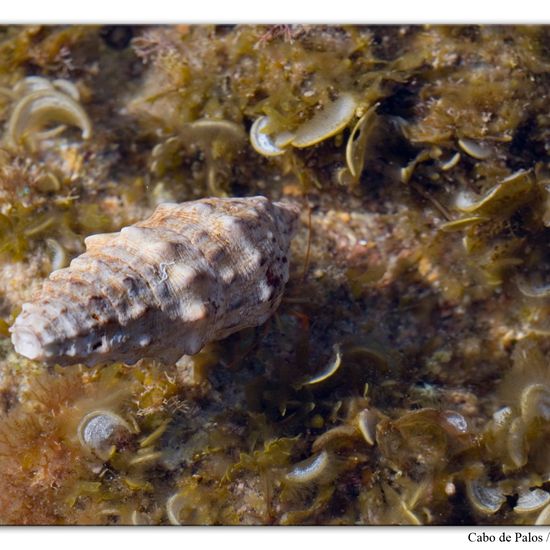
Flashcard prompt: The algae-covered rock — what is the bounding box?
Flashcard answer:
[1,24,550,525]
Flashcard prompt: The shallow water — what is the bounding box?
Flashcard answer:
[0,24,549,525]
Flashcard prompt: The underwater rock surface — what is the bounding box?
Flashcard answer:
[1,24,550,525]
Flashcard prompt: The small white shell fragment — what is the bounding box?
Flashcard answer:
[291,94,357,148]
[440,152,461,171]
[250,115,287,157]
[356,408,378,445]
[516,275,550,298]
[166,492,188,525]
[10,196,300,367]
[441,410,468,434]
[514,489,550,514]
[285,450,331,484]
[492,406,513,429]
[466,478,506,515]
[77,410,134,460]
[302,344,342,386]
[458,138,492,160]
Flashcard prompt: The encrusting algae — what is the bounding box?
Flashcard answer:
[2,24,550,525]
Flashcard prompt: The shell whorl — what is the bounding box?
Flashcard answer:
[10,196,300,366]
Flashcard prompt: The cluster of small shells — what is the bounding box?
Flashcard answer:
[462,339,550,523]
[10,195,300,367]
[250,94,378,185]
[0,76,91,150]
[249,92,508,191]
[250,94,357,156]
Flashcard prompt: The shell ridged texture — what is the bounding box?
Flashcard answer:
[10,196,300,366]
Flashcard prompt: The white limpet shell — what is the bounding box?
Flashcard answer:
[77,410,135,460]
[514,489,550,514]
[10,196,300,367]
[250,115,288,157]
[465,478,506,515]
[291,94,357,148]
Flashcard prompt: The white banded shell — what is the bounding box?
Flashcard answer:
[77,410,135,460]
[10,196,300,366]
[515,489,550,514]
[249,116,287,157]
[466,478,506,515]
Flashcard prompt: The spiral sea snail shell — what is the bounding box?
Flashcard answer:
[10,196,300,367]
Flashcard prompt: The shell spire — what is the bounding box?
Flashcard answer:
[10,196,300,367]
